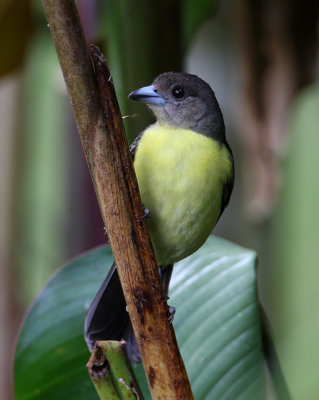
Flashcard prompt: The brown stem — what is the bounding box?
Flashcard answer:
[41,1,193,399]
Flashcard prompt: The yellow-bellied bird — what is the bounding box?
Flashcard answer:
[84,72,234,362]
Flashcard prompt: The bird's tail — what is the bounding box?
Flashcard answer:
[84,262,173,363]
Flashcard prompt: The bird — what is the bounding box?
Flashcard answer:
[84,72,234,363]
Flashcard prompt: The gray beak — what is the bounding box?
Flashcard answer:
[128,85,166,106]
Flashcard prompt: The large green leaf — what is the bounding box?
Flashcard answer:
[172,237,266,399]
[14,236,266,399]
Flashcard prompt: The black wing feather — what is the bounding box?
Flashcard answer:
[219,141,234,218]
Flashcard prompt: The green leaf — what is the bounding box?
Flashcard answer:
[14,236,266,399]
[14,246,114,400]
[170,236,266,399]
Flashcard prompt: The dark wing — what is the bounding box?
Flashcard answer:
[84,262,141,362]
[84,261,174,363]
[129,131,144,161]
[84,263,129,349]
[219,141,234,218]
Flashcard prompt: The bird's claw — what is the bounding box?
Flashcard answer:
[142,208,151,219]
[168,305,176,323]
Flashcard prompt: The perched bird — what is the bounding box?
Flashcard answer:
[84,72,234,362]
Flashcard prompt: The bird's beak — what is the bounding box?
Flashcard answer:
[128,85,166,106]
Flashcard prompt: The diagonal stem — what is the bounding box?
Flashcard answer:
[41,1,193,399]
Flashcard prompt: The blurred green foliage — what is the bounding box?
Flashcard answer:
[272,84,319,400]
[13,29,67,303]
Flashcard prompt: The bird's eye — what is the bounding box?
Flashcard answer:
[172,86,185,99]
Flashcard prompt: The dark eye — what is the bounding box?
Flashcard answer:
[172,86,185,99]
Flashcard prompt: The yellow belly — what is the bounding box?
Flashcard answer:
[133,124,232,266]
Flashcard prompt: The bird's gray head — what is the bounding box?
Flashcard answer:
[128,72,225,141]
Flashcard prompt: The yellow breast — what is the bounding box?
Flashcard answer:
[133,124,232,266]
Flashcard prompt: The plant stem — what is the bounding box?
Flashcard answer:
[87,347,121,400]
[98,340,144,400]
[42,1,193,399]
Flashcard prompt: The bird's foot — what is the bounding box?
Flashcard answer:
[142,207,151,219]
[168,305,176,323]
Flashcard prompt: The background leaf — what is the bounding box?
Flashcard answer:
[14,236,266,399]
[182,0,218,47]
